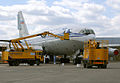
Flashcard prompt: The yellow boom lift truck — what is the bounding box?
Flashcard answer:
[1,31,69,66]
[83,40,109,68]
[6,40,44,66]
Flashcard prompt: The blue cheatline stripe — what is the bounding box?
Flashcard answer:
[52,33,85,37]
[69,36,84,37]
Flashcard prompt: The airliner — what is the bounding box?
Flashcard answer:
[18,11,120,59]
[18,11,95,56]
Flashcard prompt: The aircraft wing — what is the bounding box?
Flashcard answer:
[96,37,120,48]
[0,40,22,43]
[0,40,11,42]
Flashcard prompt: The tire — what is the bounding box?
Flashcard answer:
[8,61,15,66]
[101,65,107,69]
[14,61,19,66]
[36,60,40,66]
[8,60,20,66]
[29,63,34,66]
[37,64,40,66]
[98,65,101,68]
[29,61,34,66]
[8,61,14,66]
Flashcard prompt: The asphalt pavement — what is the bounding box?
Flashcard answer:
[0,62,120,83]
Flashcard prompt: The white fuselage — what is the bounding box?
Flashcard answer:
[29,33,95,55]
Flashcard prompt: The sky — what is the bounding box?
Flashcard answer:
[0,0,120,40]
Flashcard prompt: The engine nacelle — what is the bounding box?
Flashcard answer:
[109,48,119,56]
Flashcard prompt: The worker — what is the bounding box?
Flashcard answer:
[96,42,100,49]
[54,55,56,64]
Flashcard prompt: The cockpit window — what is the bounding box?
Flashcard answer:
[79,29,95,35]
[86,30,90,33]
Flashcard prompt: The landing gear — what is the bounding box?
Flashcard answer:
[83,64,86,68]
[73,59,77,65]
[73,49,83,65]
[60,54,70,63]
[73,57,82,65]
[60,58,70,63]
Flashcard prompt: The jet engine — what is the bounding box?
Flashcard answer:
[109,48,119,56]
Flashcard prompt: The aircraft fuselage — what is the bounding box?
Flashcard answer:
[41,34,95,55]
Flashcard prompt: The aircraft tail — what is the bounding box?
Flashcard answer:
[17,11,29,37]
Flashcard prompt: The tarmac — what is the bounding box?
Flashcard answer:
[0,62,120,83]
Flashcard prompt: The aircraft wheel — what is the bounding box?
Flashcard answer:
[73,59,77,65]
[84,64,86,68]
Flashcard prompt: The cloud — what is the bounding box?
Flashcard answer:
[111,15,120,29]
[106,0,120,10]
[54,0,88,9]
[0,0,120,40]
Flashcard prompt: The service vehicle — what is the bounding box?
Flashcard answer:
[83,40,109,68]
[1,31,69,66]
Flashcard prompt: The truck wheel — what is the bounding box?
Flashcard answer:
[29,61,34,66]
[104,65,107,69]
[87,65,92,68]
[14,61,19,66]
[36,60,40,66]
[8,61,14,66]
[98,65,101,68]
[101,65,107,69]
[8,60,17,66]
[30,63,34,66]
[37,64,40,66]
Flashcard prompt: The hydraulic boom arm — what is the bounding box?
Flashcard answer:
[11,31,69,42]
[10,31,69,51]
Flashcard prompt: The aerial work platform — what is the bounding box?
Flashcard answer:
[83,40,109,68]
[0,31,70,66]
